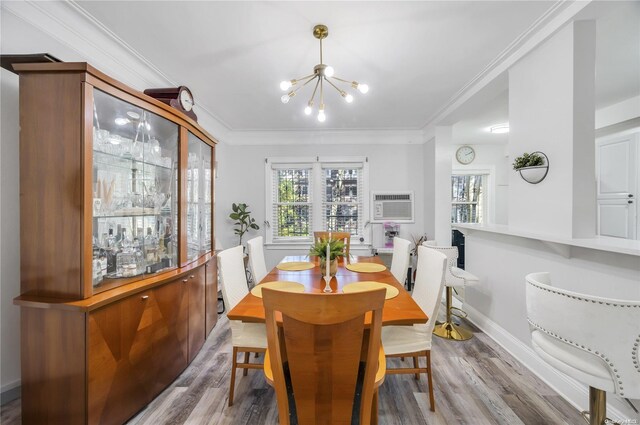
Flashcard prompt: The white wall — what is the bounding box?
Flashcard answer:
[451,143,510,225]
[0,69,22,399]
[215,142,427,269]
[508,21,596,238]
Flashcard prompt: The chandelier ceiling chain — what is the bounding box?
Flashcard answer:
[280,24,369,123]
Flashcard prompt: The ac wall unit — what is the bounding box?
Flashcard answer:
[371,191,414,223]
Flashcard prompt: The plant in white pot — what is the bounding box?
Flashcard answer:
[512,152,548,184]
[229,203,260,248]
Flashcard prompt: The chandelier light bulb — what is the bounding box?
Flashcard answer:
[324,66,335,78]
[358,83,369,94]
[281,94,290,104]
[280,80,292,91]
[304,105,313,115]
[317,108,326,122]
[345,94,354,103]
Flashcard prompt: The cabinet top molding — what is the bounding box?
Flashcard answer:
[13,62,217,146]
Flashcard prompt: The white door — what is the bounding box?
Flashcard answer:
[597,199,636,239]
[596,133,638,239]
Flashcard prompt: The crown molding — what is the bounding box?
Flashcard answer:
[1,0,231,141]
[421,0,593,135]
[227,129,425,146]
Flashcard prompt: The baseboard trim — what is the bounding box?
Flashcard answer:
[1,381,20,405]
[463,304,633,423]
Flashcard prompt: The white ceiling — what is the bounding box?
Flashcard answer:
[76,1,555,131]
[450,1,640,146]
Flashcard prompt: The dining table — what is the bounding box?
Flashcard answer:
[227,255,428,326]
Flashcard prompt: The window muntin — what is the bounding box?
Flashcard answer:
[451,174,485,224]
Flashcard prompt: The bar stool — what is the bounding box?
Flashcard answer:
[423,244,478,341]
[526,272,640,425]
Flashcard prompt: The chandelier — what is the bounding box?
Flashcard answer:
[279,24,369,123]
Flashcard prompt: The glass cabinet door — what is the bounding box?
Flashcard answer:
[91,89,179,290]
[187,132,213,262]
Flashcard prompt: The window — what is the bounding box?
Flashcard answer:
[451,174,486,224]
[266,157,369,244]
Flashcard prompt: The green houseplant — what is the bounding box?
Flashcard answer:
[512,152,545,170]
[229,203,259,246]
[309,237,345,275]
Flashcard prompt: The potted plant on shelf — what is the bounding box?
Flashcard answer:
[309,237,345,276]
[512,151,549,184]
[229,202,259,248]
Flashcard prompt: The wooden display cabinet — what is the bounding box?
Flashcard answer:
[13,62,219,424]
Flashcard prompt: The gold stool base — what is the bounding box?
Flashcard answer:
[433,321,473,341]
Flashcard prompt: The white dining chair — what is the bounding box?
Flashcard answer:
[382,245,447,412]
[526,272,640,425]
[217,245,268,406]
[389,237,411,286]
[422,244,478,341]
[246,236,268,284]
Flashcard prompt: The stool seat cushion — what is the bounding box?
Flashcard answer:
[531,330,614,392]
[229,320,268,349]
[381,324,431,355]
[449,267,479,285]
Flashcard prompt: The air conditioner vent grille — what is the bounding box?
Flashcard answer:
[373,194,411,201]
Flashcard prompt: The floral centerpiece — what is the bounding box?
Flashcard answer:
[309,237,345,276]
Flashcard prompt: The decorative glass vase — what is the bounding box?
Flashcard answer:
[320,258,338,276]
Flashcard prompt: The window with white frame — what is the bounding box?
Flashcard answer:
[266,157,369,244]
[451,174,486,223]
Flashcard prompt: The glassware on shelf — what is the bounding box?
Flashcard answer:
[144,227,159,263]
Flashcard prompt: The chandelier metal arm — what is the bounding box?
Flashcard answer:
[292,73,315,84]
[324,77,346,95]
[294,75,317,92]
[309,78,320,105]
[330,76,358,85]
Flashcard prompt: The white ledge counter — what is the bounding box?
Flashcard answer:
[453,223,640,257]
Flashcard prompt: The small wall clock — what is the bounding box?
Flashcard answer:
[456,145,476,165]
[143,86,197,121]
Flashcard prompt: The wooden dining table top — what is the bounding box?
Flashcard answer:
[227,255,428,326]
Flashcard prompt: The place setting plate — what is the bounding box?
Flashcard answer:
[345,263,387,273]
[276,261,316,271]
[342,281,399,299]
[250,281,306,298]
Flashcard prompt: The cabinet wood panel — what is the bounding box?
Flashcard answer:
[188,266,206,362]
[19,72,86,299]
[21,308,86,425]
[205,257,218,336]
[151,278,189,394]
[88,290,155,425]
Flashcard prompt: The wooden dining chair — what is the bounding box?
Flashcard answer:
[262,288,386,425]
[217,245,268,406]
[313,231,351,259]
[381,245,447,412]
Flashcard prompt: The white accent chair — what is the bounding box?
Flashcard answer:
[389,237,411,286]
[217,245,268,406]
[246,236,268,284]
[382,245,448,412]
[422,244,478,341]
[526,272,640,425]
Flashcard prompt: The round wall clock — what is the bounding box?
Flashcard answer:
[456,145,476,165]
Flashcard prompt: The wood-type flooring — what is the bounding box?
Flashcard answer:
[1,313,585,424]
